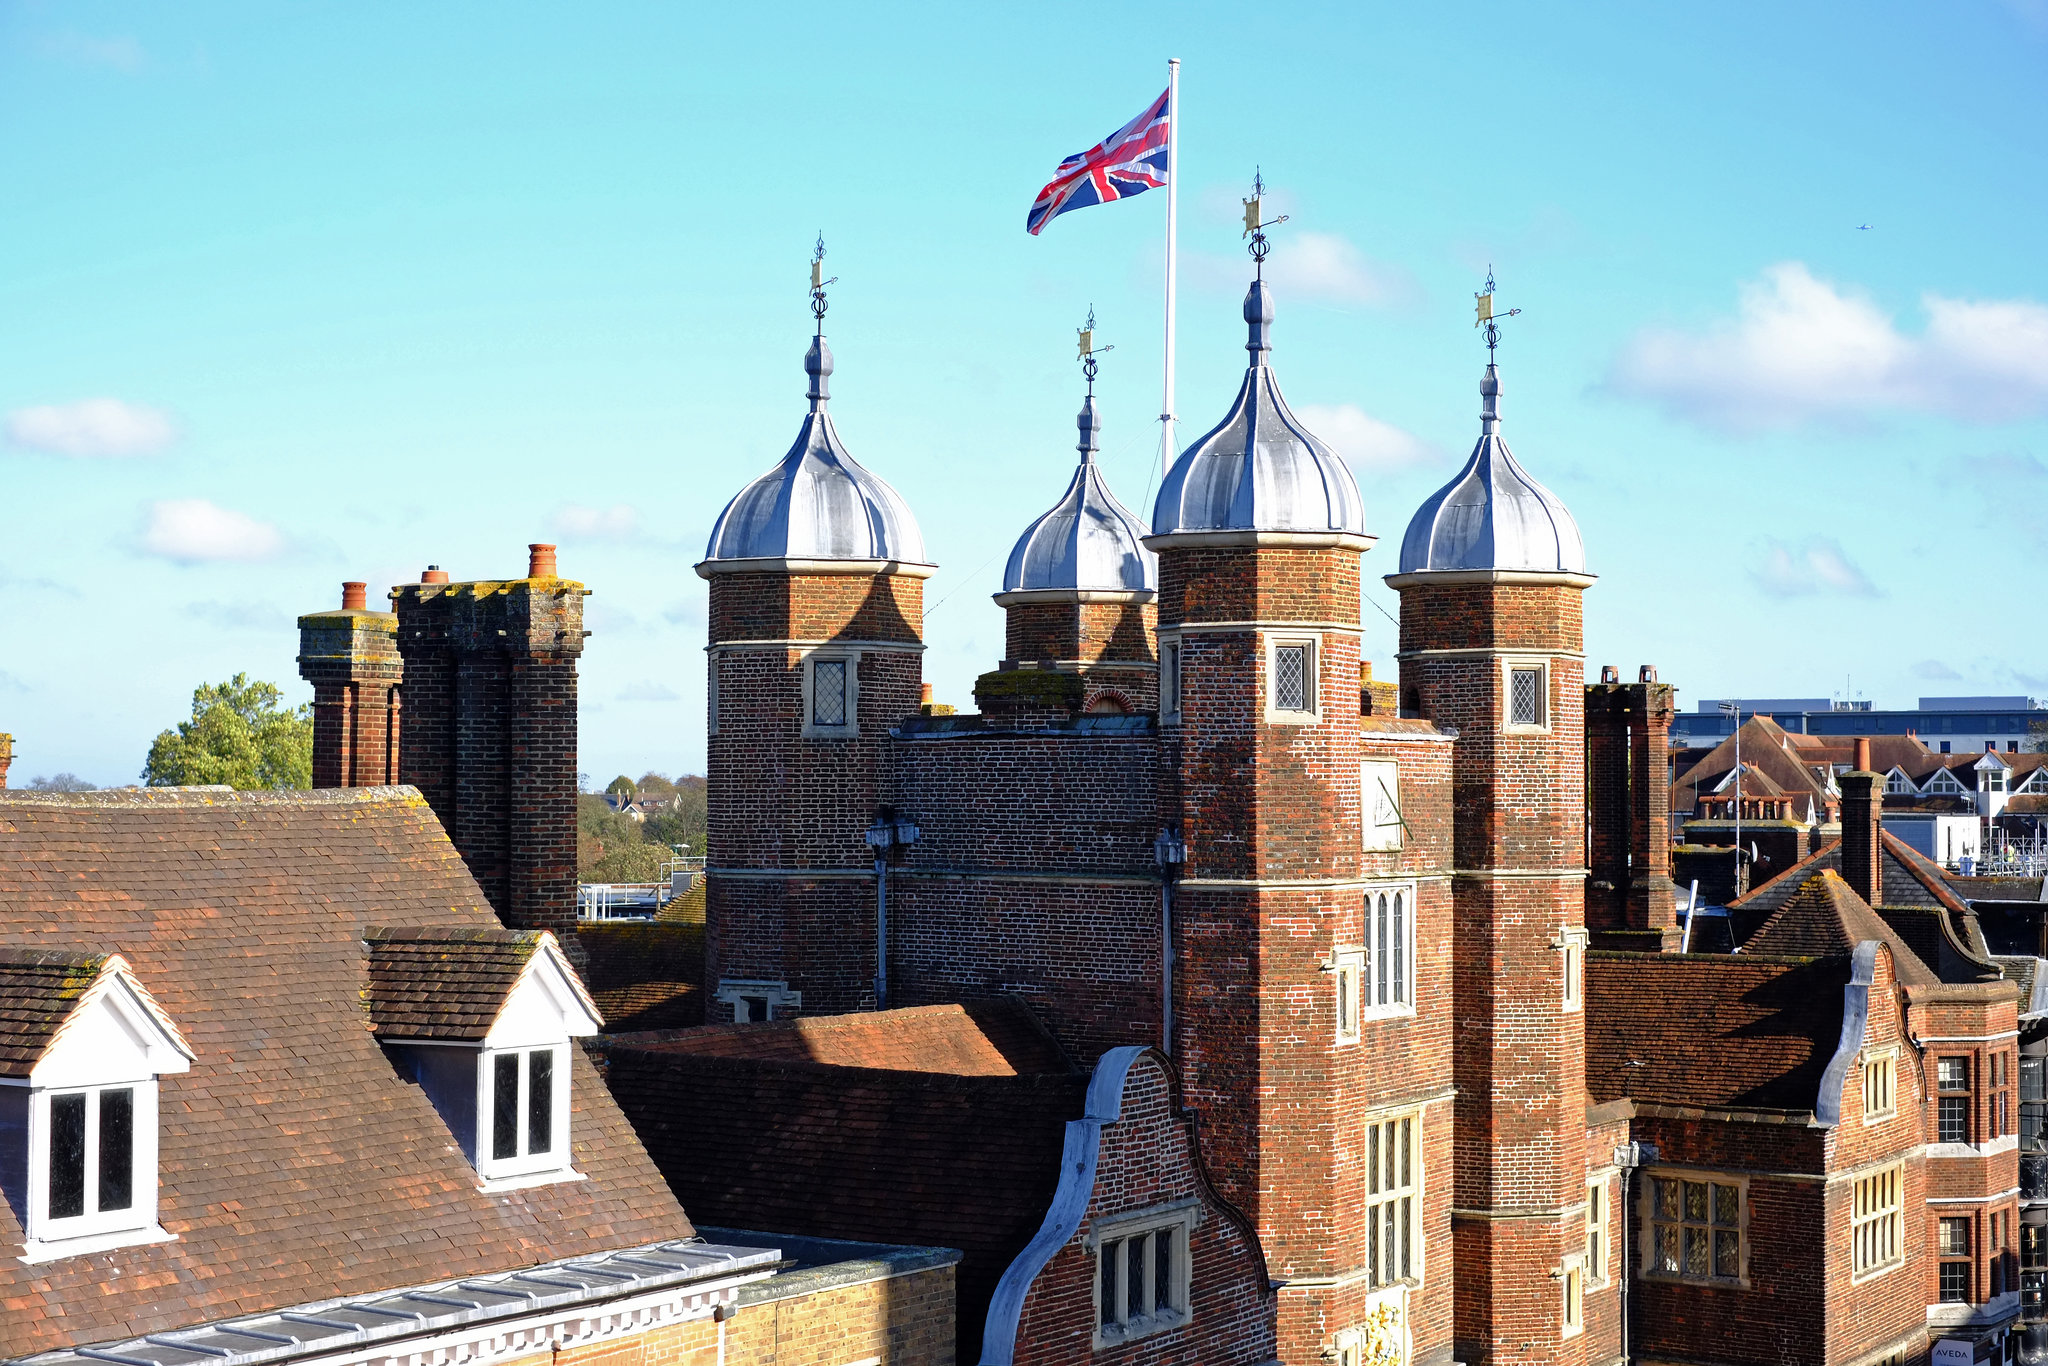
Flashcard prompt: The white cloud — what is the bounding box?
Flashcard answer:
[1182,231,1420,311]
[1750,535,1879,598]
[1296,404,1442,472]
[554,503,639,539]
[1912,659,1963,681]
[5,399,176,456]
[619,681,680,703]
[1608,263,2048,432]
[40,32,146,71]
[184,600,289,631]
[141,500,284,563]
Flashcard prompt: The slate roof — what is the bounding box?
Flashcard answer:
[1585,951,1854,1114]
[1744,870,1938,986]
[0,949,108,1077]
[0,787,691,1358]
[363,926,599,1040]
[598,999,1084,1362]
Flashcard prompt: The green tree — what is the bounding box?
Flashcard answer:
[142,674,312,790]
[2027,719,2048,754]
[606,774,637,803]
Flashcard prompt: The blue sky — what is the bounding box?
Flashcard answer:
[4,1,2046,786]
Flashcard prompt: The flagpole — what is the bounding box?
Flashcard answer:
[1161,56,1180,477]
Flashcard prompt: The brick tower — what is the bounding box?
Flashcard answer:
[390,544,588,941]
[1388,344,1598,1366]
[1149,219,1453,1366]
[991,332,1158,713]
[297,580,402,788]
[697,258,931,1021]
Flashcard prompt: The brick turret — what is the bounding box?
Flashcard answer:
[697,288,933,1020]
[1389,352,1600,1366]
[298,581,402,789]
[390,544,587,941]
[1151,260,1452,1365]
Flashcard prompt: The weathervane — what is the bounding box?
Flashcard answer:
[1077,305,1114,394]
[1474,266,1521,360]
[1241,169,1289,277]
[809,233,838,333]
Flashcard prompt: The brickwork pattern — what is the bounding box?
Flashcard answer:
[392,575,586,940]
[1006,1052,1274,1366]
[298,608,403,789]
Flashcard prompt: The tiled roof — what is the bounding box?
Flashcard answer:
[364,926,546,1039]
[1744,870,1938,985]
[624,999,1071,1075]
[1586,951,1854,1113]
[577,923,704,1032]
[0,787,691,1357]
[0,948,107,1076]
[598,1001,1085,1360]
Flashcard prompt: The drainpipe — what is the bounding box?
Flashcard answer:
[864,807,919,1011]
[1153,826,1186,1054]
[1613,1139,1658,1366]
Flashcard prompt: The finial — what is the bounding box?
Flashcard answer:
[1473,266,1522,363]
[805,235,839,407]
[1076,306,1111,462]
[1241,168,1289,280]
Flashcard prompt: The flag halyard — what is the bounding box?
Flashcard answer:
[1025,87,1172,236]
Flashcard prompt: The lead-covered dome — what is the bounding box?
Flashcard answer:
[1150,279,1366,539]
[1397,363,1585,575]
[702,332,926,565]
[1002,394,1156,595]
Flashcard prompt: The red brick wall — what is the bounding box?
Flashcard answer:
[705,571,925,1016]
[1395,575,1589,1366]
[1909,983,2021,1319]
[392,575,586,940]
[1006,1051,1275,1365]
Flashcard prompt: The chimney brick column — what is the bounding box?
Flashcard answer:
[1841,736,1882,907]
[298,581,402,788]
[0,733,12,789]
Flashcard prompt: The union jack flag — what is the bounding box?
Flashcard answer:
[1025,87,1171,236]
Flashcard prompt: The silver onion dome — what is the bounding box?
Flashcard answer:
[702,331,926,564]
[1150,279,1366,537]
[1397,363,1585,575]
[1001,394,1157,594]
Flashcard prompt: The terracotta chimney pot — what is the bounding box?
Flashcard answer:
[1855,737,1871,772]
[422,565,451,584]
[528,543,558,579]
[341,581,367,611]
[920,683,934,705]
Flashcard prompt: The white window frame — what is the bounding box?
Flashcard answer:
[1363,759,1403,851]
[800,649,860,739]
[1559,927,1587,1012]
[1851,1162,1904,1281]
[1160,636,1182,723]
[714,978,802,1024]
[1642,1168,1748,1287]
[21,1080,163,1260]
[1862,1047,1898,1123]
[1361,882,1417,1020]
[1586,1177,1609,1285]
[475,1042,573,1186]
[1561,1252,1585,1337]
[1090,1200,1196,1349]
[1502,656,1552,735]
[1333,948,1364,1044]
[1264,634,1321,725]
[1364,1108,1422,1290]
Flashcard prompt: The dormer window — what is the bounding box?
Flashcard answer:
[366,927,603,1191]
[0,949,193,1262]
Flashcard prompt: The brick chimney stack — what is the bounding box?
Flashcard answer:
[392,546,589,944]
[298,580,402,789]
[1840,736,1883,907]
[1585,666,1680,949]
[0,733,12,789]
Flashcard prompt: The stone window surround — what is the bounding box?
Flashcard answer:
[714,979,803,1024]
[1500,653,1554,735]
[1353,880,1419,1022]
[1640,1166,1750,1289]
[1560,1250,1586,1338]
[800,647,862,740]
[1862,1046,1899,1124]
[1363,1104,1424,1292]
[1851,1161,1905,1283]
[1264,632,1323,725]
[1087,1197,1198,1350]
[1556,926,1588,1012]
[1586,1176,1610,1286]
[1159,636,1182,723]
